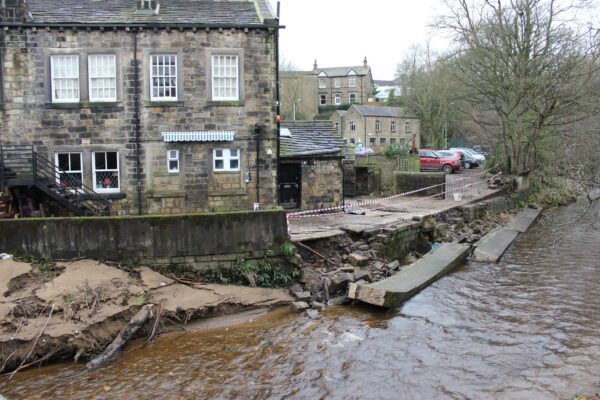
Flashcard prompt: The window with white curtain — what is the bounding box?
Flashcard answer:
[150,54,178,101]
[212,55,239,101]
[88,54,117,102]
[51,55,80,102]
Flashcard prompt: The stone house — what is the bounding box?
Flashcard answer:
[279,58,374,120]
[331,105,421,154]
[279,121,344,210]
[0,0,279,216]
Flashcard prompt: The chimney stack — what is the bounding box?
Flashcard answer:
[363,57,368,67]
[313,59,318,70]
[136,0,160,15]
[0,0,32,22]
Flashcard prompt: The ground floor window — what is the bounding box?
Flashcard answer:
[369,138,376,145]
[213,149,240,172]
[168,150,179,173]
[350,138,355,145]
[93,151,120,192]
[380,138,386,145]
[55,152,83,190]
[390,138,396,145]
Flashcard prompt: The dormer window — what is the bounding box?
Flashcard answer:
[136,0,160,15]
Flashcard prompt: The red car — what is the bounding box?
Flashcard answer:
[419,149,461,173]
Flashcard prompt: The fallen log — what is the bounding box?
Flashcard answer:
[86,304,155,369]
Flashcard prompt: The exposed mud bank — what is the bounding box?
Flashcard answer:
[0,259,292,374]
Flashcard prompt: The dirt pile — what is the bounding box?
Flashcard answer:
[0,259,292,373]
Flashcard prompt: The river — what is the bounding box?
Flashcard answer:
[3,201,600,399]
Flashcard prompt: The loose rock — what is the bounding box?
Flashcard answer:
[291,301,309,313]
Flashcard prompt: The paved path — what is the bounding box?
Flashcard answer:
[289,168,501,242]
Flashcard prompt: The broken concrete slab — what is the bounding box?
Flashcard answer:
[506,207,542,233]
[348,243,469,308]
[472,228,520,263]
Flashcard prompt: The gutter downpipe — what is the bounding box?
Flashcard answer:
[133,29,142,215]
[275,1,281,206]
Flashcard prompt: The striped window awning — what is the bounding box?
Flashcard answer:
[161,130,236,142]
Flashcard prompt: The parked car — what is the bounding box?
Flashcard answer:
[355,146,374,156]
[451,147,486,163]
[419,149,461,173]
[440,149,480,169]
[472,145,491,156]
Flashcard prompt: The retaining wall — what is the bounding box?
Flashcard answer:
[393,172,446,198]
[0,210,288,271]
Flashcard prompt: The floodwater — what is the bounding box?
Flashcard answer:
[3,202,600,399]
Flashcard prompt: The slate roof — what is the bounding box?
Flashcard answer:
[334,110,346,118]
[13,0,275,26]
[280,121,344,158]
[352,105,418,118]
[316,66,370,77]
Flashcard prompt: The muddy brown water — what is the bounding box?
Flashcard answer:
[3,202,600,399]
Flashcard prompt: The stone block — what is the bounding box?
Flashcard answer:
[291,301,309,313]
[348,253,369,267]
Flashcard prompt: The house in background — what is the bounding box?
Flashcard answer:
[0,0,279,216]
[279,58,374,120]
[279,121,344,210]
[331,105,421,153]
[374,79,402,102]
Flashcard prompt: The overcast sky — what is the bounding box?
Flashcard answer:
[269,0,452,80]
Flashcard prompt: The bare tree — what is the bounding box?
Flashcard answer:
[438,0,600,175]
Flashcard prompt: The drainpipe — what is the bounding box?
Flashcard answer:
[133,30,143,215]
[275,1,281,205]
[255,124,260,204]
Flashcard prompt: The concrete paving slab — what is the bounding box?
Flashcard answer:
[348,243,469,308]
[472,227,520,263]
[506,207,543,233]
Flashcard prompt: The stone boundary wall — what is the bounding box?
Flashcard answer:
[0,211,287,270]
[393,172,446,198]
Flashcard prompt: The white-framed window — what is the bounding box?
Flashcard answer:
[390,138,396,145]
[349,76,357,87]
[319,77,326,89]
[369,138,375,145]
[349,93,357,103]
[167,150,179,173]
[212,55,239,101]
[350,138,355,145]
[320,94,327,105]
[334,78,340,88]
[88,54,117,102]
[55,152,83,190]
[375,120,381,132]
[391,120,397,132]
[349,121,356,132]
[380,138,386,145]
[150,54,178,101]
[93,151,120,193]
[405,121,412,133]
[400,138,406,147]
[213,149,240,172]
[51,55,80,103]
[334,93,341,105]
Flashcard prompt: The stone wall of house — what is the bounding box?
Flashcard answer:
[393,171,446,198]
[0,210,288,270]
[300,158,343,210]
[0,27,277,214]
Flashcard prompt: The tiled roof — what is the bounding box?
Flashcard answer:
[316,66,370,77]
[334,110,347,117]
[352,105,418,118]
[17,0,274,26]
[280,121,344,158]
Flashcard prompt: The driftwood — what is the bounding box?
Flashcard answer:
[86,304,155,369]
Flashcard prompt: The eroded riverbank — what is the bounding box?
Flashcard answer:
[3,200,599,399]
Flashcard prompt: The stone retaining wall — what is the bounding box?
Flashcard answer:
[393,172,446,198]
[0,210,287,271]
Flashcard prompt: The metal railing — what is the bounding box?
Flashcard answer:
[0,145,111,216]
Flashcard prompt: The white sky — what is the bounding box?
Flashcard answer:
[269,0,452,80]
